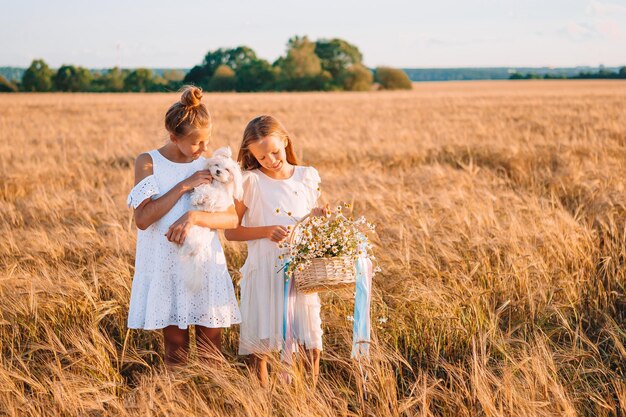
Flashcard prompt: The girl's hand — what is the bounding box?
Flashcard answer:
[266,225,289,243]
[310,204,330,217]
[180,170,213,193]
[165,212,196,245]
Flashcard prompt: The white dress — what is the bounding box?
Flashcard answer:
[126,149,241,330]
[238,165,323,355]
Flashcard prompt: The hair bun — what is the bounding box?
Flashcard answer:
[180,86,203,107]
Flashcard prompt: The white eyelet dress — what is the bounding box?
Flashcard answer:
[238,166,323,355]
[126,149,241,330]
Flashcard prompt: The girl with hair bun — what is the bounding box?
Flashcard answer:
[126,85,241,367]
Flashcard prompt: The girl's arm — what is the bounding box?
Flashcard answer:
[165,205,239,244]
[224,199,288,242]
[132,153,211,230]
[191,206,239,229]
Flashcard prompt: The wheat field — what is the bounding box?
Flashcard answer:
[0,80,625,416]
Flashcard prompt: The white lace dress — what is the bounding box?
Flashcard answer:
[238,166,323,355]
[126,149,241,330]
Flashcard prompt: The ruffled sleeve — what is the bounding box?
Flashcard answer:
[241,170,259,208]
[126,175,160,209]
[301,166,321,210]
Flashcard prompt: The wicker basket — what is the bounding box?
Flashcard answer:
[290,214,356,294]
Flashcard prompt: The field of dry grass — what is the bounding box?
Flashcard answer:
[1,80,625,416]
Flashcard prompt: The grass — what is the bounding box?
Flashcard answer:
[0,80,625,416]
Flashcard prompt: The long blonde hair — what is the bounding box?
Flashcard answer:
[238,115,298,170]
[164,85,212,137]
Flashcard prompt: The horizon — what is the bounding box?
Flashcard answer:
[0,65,622,72]
[2,0,626,69]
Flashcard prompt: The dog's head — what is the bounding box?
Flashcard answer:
[205,146,243,200]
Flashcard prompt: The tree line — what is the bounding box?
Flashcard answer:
[509,66,626,80]
[0,62,188,93]
[0,37,412,93]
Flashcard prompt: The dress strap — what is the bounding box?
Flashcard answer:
[146,149,161,167]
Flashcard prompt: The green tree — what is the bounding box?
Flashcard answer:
[375,67,412,90]
[22,59,53,92]
[124,68,155,92]
[277,36,327,91]
[0,75,18,92]
[163,69,185,82]
[315,38,363,89]
[235,58,275,92]
[184,46,258,88]
[619,66,626,78]
[151,76,171,92]
[208,65,236,91]
[54,65,93,91]
[342,64,373,91]
[100,67,126,92]
[162,69,186,91]
[204,46,258,73]
[598,65,613,78]
[183,65,211,88]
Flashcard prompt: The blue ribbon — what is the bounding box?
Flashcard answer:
[352,254,372,359]
[282,261,290,341]
[281,260,296,364]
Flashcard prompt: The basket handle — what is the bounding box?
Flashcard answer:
[288,213,311,246]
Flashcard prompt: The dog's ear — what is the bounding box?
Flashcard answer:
[224,159,243,201]
[212,146,232,159]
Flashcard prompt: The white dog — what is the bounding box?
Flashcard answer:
[180,146,243,291]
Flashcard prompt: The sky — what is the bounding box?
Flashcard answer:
[1,0,625,69]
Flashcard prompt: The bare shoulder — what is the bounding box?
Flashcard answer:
[134,153,154,185]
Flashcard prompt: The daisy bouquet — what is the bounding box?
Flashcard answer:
[278,203,378,289]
